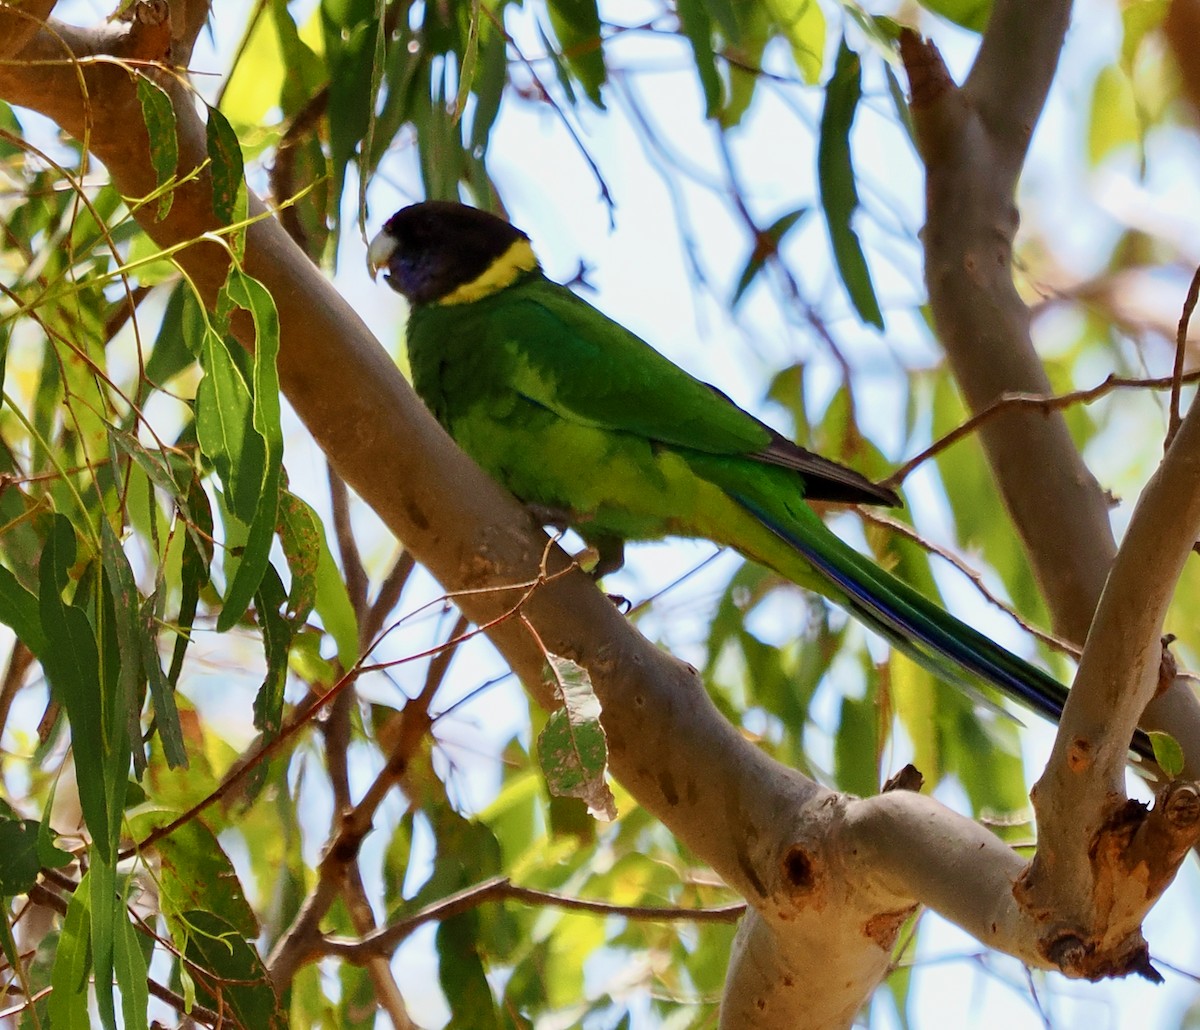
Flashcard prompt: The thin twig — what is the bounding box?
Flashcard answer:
[128,562,571,858]
[328,464,369,616]
[321,874,745,962]
[360,549,416,649]
[268,615,466,987]
[884,370,1200,489]
[484,5,614,220]
[861,509,1079,659]
[1168,263,1200,449]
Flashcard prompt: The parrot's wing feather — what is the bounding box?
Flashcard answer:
[487,279,897,506]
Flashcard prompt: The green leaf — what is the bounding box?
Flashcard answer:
[545,0,606,108]
[469,24,509,157]
[276,490,320,626]
[678,0,722,118]
[38,515,114,859]
[453,0,482,124]
[314,521,359,670]
[0,561,46,661]
[722,7,768,127]
[144,283,199,391]
[168,475,213,688]
[818,38,884,329]
[141,590,187,769]
[1149,731,1184,777]
[176,909,285,1029]
[700,0,739,40]
[128,812,258,937]
[916,0,992,32]
[90,855,119,1030]
[49,869,91,1030]
[324,8,376,227]
[135,77,178,220]
[0,819,45,895]
[215,268,283,632]
[279,489,358,667]
[99,518,145,778]
[732,207,807,307]
[205,104,246,229]
[834,692,879,797]
[196,324,258,520]
[37,812,74,870]
[114,904,149,1030]
[536,653,615,820]
[438,913,500,1029]
[253,563,290,736]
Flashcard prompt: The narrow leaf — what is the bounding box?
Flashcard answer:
[90,855,118,1030]
[135,77,178,220]
[215,268,282,632]
[99,519,144,778]
[196,326,259,523]
[253,563,290,736]
[114,905,150,1030]
[678,0,722,118]
[732,207,807,307]
[49,870,91,1030]
[0,562,46,660]
[141,591,187,768]
[177,909,285,1029]
[314,518,359,670]
[38,516,112,859]
[818,39,884,329]
[276,490,320,626]
[545,0,606,107]
[205,104,246,227]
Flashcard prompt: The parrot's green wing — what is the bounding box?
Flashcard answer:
[442,274,895,506]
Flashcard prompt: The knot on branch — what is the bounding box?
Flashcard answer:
[1026,784,1199,982]
[1043,929,1160,982]
[116,0,172,64]
[1121,780,1200,891]
[781,845,816,894]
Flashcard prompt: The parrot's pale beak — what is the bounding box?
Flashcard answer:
[366,230,397,281]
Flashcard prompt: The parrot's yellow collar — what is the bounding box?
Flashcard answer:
[437,239,539,305]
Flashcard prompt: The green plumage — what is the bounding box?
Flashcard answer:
[409,275,832,562]
[369,201,1150,760]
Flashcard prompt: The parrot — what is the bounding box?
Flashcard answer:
[367,200,1151,760]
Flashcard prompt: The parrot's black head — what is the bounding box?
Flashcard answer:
[368,201,539,306]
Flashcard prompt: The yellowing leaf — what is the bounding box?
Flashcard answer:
[765,0,825,83]
[221,12,285,126]
[1088,64,1139,166]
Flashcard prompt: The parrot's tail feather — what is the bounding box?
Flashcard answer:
[732,496,1154,762]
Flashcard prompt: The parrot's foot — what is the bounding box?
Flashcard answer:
[526,502,574,533]
[589,535,626,579]
[524,504,626,579]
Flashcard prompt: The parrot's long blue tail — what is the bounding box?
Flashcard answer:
[733,495,1153,763]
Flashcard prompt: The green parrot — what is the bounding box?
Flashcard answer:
[368,200,1149,759]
